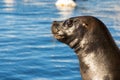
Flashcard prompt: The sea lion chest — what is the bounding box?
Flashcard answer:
[79,52,113,80]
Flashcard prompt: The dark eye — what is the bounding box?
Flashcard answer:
[66,19,73,27]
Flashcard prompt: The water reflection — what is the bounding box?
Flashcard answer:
[57,11,73,20]
[23,0,47,6]
[3,0,15,11]
[114,5,120,29]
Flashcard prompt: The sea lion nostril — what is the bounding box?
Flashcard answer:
[53,21,57,23]
[53,21,57,25]
[53,22,59,26]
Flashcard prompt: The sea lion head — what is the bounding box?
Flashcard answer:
[51,16,108,49]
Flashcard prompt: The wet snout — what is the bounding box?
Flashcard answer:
[51,21,62,34]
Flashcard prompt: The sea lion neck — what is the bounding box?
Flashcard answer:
[73,29,120,56]
[68,38,80,49]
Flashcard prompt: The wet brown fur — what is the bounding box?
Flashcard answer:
[51,16,120,80]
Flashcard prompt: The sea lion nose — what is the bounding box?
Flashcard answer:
[52,21,60,33]
[53,21,60,27]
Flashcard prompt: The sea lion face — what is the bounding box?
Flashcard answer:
[51,17,88,45]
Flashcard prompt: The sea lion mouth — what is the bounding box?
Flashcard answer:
[54,34,65,39]
[52,29,65,40]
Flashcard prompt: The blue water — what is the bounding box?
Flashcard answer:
[0,0,120,80]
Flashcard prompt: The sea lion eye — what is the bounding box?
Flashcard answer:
[66,19,73,27]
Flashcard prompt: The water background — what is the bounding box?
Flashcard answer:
[0,0,120,80]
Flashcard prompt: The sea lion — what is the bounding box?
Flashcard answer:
[51,16,120,80]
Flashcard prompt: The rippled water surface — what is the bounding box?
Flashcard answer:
[0,0,120,80]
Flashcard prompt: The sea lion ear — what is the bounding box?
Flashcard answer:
[82,23,88,29]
